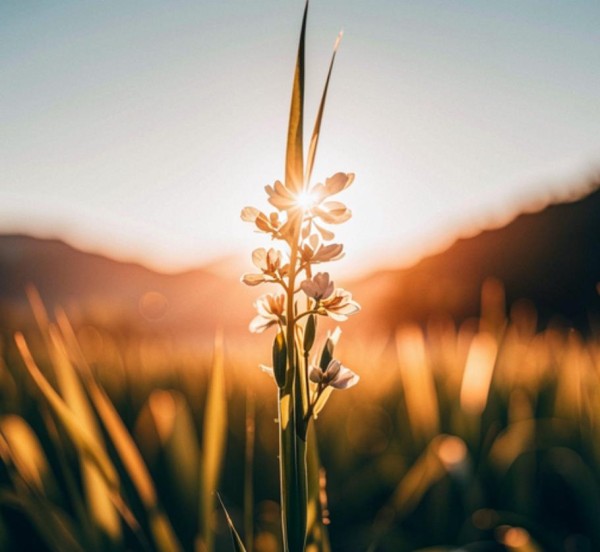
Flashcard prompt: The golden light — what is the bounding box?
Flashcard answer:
[295,190,318,210]
[436,435,468,469]
[460,332,498,415]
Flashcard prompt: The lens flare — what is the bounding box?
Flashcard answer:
[295,190,317,210]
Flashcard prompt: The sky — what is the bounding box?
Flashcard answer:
[1,1,599,276]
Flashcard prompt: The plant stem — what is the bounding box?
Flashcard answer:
[278,216,308,552]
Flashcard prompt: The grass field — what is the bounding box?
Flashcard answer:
[1,285,599,552]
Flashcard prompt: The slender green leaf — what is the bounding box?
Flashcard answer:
[278,386,308,552]
[305,31,343,187]
[285,0,308,194]
[305,425,331,552]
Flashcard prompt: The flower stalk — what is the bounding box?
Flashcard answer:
[241,3,359,551]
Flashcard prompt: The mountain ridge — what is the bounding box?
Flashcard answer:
[2,180,599,337]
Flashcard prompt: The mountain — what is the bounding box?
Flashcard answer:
[0,234,256,342]
[351,181,600,333]
[1,180,599,341]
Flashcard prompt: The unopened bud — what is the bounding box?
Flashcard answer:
[272,331,287,388]
[304,314,316,354]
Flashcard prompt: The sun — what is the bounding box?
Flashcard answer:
[295,190,317,210]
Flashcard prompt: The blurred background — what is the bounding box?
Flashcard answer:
[1,1,600,551]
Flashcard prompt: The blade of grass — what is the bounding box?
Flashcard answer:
[55,310,183,552]
[285,0,308,194]
[305,425,331,552]
[244,389,255,552]
[14,332,119,492]
[201,330,228,551]
[304,31,343,187]
[0,491,85,552]
[280,5,310,551]
[217,494,247,552]
[48,326,122,545]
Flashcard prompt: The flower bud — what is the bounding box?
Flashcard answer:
[319,337,334,372]
[304,314,316,354]
[272,331,287,388]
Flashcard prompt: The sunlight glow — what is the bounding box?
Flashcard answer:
[295,190,318,211]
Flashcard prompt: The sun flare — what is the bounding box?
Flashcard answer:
[295,190,317,210]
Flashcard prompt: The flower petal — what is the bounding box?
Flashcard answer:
[312,202,352,224]
[241,206,260,222]
[309,366,323,384]
[265,180,297,211]
[324,172,354,197]
[252,248,268,270]
[249,315,277,334]
[330,366,360,389]
[309,243,343,263]
[314,222,335,241]
[241,273,266,286]
[259,364,275,379]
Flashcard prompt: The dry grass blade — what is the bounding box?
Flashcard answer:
[0,491,85,552]
[48,326,122,543]
[201,330,228,551]
[217,493,247,552]
[244,390,255,552]
[14,332,119,491]
[55,309,183,552]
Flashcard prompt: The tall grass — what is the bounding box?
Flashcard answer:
[1,283,600,550]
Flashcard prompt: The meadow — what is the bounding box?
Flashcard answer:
[2,4,598,551]
[1,283,599,552]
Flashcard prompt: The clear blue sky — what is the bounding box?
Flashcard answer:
[1,1,599,275]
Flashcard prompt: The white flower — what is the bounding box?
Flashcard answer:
[306,172,354,226]
[265,180,298,211]
[300,234,344,264]
[240,206,282,235]
[320,288,360,321]
[241,248,283,286]
[249,293,285,333]
[301,272,334,301]
[309,359,359,390]
[311,172,355,203]
[264,173,354,226]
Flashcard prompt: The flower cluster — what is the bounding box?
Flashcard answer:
[241,171,360,402]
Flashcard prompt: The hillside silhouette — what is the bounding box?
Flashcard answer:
[352,181,600,333]
[0,235,255,341]
[1,180,599,339]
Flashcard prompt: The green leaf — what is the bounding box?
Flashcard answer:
[285,0,308,194]
[305,31,343,186]
[305,425,331,552]
[278,387,308,552]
